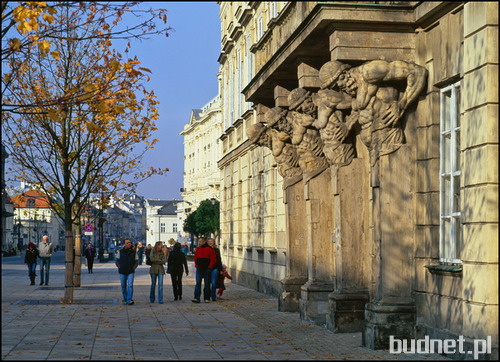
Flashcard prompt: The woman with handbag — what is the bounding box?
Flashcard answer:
[149,241,167,304]
[167,242,189,301]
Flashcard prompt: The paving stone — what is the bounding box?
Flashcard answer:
[2,253,451,360]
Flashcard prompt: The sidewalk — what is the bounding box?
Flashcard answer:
[2,252,449,360]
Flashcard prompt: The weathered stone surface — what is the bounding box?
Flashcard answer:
[464,2,499,37]
[462,144,499,186]
[462,223,499,263]
[462,104,499,148]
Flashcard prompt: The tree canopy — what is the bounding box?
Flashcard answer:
[183,199,220,238]
[1,1,172,303]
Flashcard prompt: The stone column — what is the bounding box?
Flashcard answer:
[363,145,416,349]
[298,169,335,326]
[326,147,371,333]
[279,179,308,312]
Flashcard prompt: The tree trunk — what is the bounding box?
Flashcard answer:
[63,227,74,303]
[74,230,82,287]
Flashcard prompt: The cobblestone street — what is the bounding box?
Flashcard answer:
[1,252,450,360]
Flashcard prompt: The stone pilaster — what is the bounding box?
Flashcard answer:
[363,145,416,349]
[279,179,307,312]
[298,169,335,326]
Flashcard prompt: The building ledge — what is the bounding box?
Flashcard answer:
[424,264,463,274]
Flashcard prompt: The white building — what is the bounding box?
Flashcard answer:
[179,94,223,243]
[145,199,181,247]
[10,190,63,249]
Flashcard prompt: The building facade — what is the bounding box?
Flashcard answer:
[10,190,63,249]
[179,95,223,244]
[145,199,181,247]
[218,1,289,297]
[217,1,498,358]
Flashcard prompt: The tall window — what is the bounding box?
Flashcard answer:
[237,48,243,117]
[246,33,253,111]
[229,59,234,126]
[173,223,177,233]
[160,223,165,233]
[256,15,264,40]
[439,81,461,263]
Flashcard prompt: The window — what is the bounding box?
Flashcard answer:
[173,223,177,233]
[256,15,264,40]
[439,81,461,263]
[160,223,165,233]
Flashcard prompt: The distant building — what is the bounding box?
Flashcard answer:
[1,144,15,250]
[10,190,63,249]
[179,94,223,244]
[145,199,181,247]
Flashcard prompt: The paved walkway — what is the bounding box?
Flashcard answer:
[2,251,449,360]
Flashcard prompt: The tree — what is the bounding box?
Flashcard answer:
[2,2,171,303]
[183,211,198,237]
[2,1,171,113]
[193,199,220,238]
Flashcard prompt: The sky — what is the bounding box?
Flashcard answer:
[127,2,221,200]
[4,2,221,201]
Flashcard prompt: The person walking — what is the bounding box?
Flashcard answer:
[115,238,138,305]
[192,237,216,303]
[216,264,233,298]
[84,242,96,273]
[149,241,167,304]
[167,242,189,301]
[24,242,39,285]
[38,235,54,286]
[181,241,189,256]
[208,238,223,302]
[136,242,145,265]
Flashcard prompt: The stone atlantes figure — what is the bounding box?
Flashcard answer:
[318,59,427,164]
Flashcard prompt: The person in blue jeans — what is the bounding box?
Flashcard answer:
[208,238,223,302]
[149,241,167,303]
[38,235,54,286]
[24,242,39,285]
[115,239,138,305]
[192,237,216,303]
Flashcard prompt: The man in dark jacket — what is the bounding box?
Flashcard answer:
[115,239,138,305]
[84,243,96,273]
[192,237,216,303]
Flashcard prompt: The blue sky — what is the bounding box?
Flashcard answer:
[126,2,221,200]
[4,2,220,201]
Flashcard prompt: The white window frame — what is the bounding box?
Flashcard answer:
[160,223,166,233]
[173,223,177,233]
[439,81,461,264]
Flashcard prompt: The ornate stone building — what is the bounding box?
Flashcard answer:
[217,1,498,357]
[218,1,289,295]
[179,95,223,244]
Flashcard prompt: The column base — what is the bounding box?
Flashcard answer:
[327,288,369,333]
[278,277,307,312]
[299,280,335,326]
[362,298,416,350]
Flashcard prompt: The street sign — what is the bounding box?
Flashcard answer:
[85,232,93,236]
[84,224,93,232]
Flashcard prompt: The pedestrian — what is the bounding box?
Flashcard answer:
[136,242,145,265]
[167,242,189,301]
[181,241,189,256]
[208,238,223,302]
[149,241,167,304]
[115,238,138,305]
[192,237,216,303]
[216,264,233,298]
[84,242,96,273]
[145,243,153,265]
[24,242,39,285]
[38,235,54,286]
